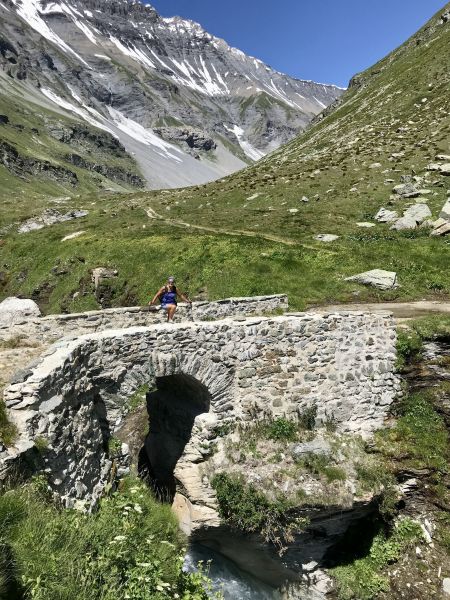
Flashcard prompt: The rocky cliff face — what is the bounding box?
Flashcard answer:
[0,0,343,189]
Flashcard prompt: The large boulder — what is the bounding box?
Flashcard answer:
[431,219,450,236]
[392,183,420,198]
[18,209,88,234]
[391,203,432,231]
[0,297,41,327]
[374,207,398,223]
[345,269,398,290]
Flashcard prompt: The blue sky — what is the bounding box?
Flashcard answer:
[148,0,446,87]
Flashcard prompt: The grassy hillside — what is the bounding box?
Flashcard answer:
[0,79,144,217]
[0,4,449,313]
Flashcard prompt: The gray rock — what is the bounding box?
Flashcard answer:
[0,297,41,327]
[439,164,450,176]
[345,269,398,290]
[291,439,331,459]
[431,219,450,236]
[18,209,88,234]
[440,199,450,221]
[314,234,340,243]
[427,163,441,171]
[391,203,432,230]
[392,183,420,198]
[443,578,450,597]
[356,222,376,228]
[91,268,118,290]
[436,154,450,161]
[374,208,398,223]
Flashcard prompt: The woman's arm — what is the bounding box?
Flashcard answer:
[149,287,165,305]
[177,289,192,304]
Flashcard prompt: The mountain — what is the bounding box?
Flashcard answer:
[0,0,343,192]
[0,3,448,315]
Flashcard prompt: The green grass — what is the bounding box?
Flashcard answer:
[331,518,424,600]
[128,384,150,412]
[295,453,347,483]
[0,476,215,600]
[265,417,298,442]
[376,391,449,471]
[396,315,450,369]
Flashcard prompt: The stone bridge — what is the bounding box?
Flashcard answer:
[0,308,399,508]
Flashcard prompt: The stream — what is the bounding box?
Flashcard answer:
[184,543,283,599]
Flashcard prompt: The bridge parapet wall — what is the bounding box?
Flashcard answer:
[0,295,288,343]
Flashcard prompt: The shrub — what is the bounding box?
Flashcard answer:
[266,417,298,442]
[211,472,307,551]
[128,384,150,412]
[298,404,317,430]
[0,477,215,600]
[395,329,422,371]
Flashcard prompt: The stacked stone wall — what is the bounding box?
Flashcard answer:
[1,311,399,504]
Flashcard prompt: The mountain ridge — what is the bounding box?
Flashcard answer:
[0,0,343,191]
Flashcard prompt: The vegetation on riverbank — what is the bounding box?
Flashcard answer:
[332,518,424,600]
[330,316,450,599]
[0,476,215,600]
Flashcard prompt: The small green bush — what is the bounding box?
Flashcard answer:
[33,437,48,454]
[298,405,317,431]
[211,472,306,550]
[296,452,347,483]
[395,329,422,371]
[107,436,122,458]
[266,417,298,442]
[128,384,150,412]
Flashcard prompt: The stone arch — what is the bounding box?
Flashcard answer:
[94,349,235,502]
[139,373,212,502]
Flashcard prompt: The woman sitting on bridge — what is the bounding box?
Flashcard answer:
[149,276,191,323]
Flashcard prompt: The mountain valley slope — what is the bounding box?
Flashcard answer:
[0,3,449,314]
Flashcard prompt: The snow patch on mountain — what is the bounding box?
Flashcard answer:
[224,124,266,161]
[11,0,90,66]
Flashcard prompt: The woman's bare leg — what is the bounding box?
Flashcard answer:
[167,304,177,322]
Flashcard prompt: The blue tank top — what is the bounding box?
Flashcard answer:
[161,288,177,305]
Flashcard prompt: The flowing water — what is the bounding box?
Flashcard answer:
[184,543,283,599]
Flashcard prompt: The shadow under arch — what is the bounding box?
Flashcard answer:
[138,373,211,502]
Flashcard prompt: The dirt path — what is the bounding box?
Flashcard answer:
[145,207,331,252]
[306,301,450,320]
